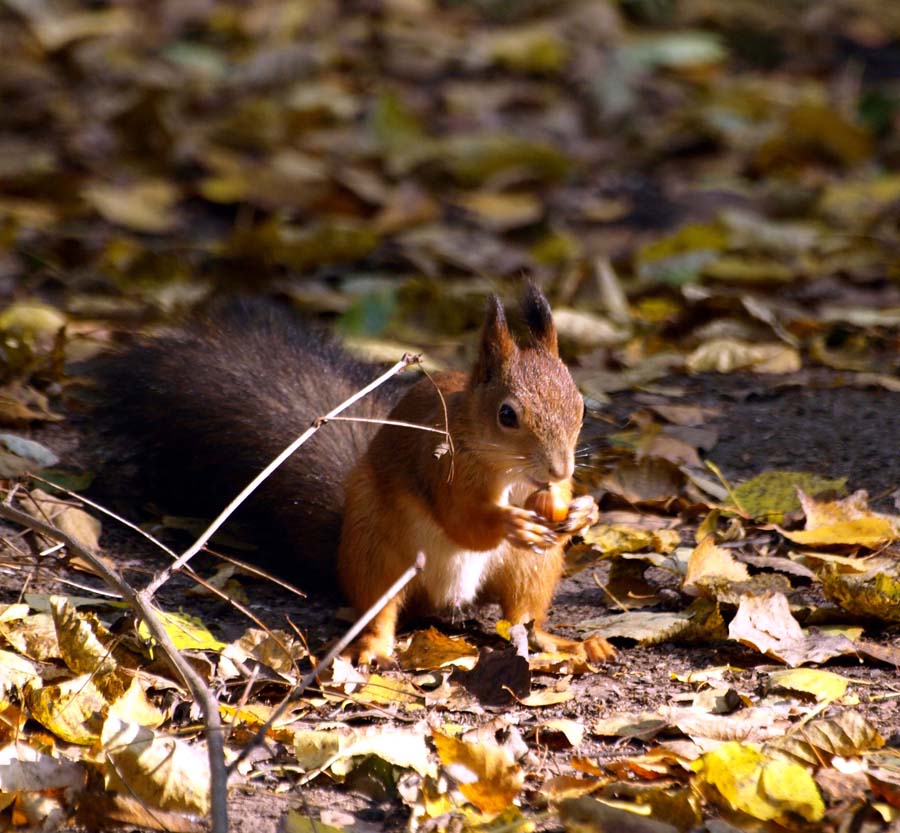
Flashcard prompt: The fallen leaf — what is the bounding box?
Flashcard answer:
[559,796,680,833]
[683,536,750,595]
[102,716,211,815]
[292,725,434,781]
[20,490,101,552]
[137,610,225,652]
[432,730,523,816]
[83,180,180,233]
[692,741,825,823]
[397,627,479,671]
[766,668,851,702]
[729,471,847,521]
[766,711,884,766]
[820,567,900,623]
[728,591,856,666]
[27,673,113,744]
[686,339,801,374]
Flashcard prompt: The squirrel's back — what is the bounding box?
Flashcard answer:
[89,300,399,585]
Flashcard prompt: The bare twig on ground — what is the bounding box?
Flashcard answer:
[226,552,425,776]
[0,499,231,833]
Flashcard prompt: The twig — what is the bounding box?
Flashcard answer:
[145,353,421,596]
[322,415,447,434]
[28,475,297,662]
[226,552,424,776]
[418,363,454,481]
[0,500,229,833]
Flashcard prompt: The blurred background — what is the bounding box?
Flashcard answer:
[1,0,900,383]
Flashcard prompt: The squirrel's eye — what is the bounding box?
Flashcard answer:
[498,403,519,429]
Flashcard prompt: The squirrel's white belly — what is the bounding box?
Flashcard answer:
[414,517,504,610]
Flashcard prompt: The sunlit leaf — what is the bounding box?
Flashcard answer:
[692,741,825,823]
[682,536,749,595]
[137,610,225,652]
[686,339,801,374]
[766,711,884,766]
[102,716,211,815]
[820,568,900,623]
[766,668,850,702]
[83,180,180,233]
[398,627,479,671]
[729,471,847,521]
[432,730,523,816]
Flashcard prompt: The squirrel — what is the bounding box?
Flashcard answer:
[90,285,614,665]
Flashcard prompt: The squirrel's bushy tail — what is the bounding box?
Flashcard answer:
[88,300,399,587]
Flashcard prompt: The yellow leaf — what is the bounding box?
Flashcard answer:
[0,613,60,660]
[782,518,897,548]
[692,741,824,823]
[454,191,543,232]
[292,726,433,780]
[102,716,210,815]
[686,339,801,374]
[482,24,568,73]
[108,678,167,728]
[20,490,101,552]
[535,719,584,748]
[398,627,479,671]
[517,687,574,708]
[0,303,66,338]
[558,796,680,833]
[26,673,111,745]
[349,673,422,709]
[820,568,900,623]
[137,610,225,652]
[683,536,749,595]
[581,524,680,557]
[83,180,179,233]
[766,668,849,702]
[283,812,345,833]
[432,730,523,817]
[50,595,117,676]
[0,650,39,696]
[730,471,847,521]
[799,489,887,526]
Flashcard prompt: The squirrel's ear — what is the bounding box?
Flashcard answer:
[472,294,516,383]
[521,282,558,356]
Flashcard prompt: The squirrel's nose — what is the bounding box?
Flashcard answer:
[547,451,574,483]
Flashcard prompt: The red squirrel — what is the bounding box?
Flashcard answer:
[92,285,614,664]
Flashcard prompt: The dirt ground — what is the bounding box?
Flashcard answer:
[1,369,898,832]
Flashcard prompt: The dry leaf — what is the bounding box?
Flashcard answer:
[682,536,749,595]
[692,742,825,823]
[432,730,523,816]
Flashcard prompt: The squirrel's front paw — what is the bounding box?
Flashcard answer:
[557,494,599,534]
[503,506,559,551]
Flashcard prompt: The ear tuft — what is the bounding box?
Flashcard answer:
[521,281,558,356]
[471,294,516,384]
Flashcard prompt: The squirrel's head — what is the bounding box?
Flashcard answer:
[467,284,583,489]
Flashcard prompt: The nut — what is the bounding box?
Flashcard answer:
[525,483,568,522]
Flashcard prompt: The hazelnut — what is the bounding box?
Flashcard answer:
[525,483,568,522]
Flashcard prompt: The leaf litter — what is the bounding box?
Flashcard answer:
[0,0,900,831]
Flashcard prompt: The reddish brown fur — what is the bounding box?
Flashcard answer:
[339,288,614,663]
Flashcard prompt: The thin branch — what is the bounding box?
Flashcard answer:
[226,552,424,776]
[0,499,229,833]
[145,353,421,596]
[322,415,447,434]
[419,363,455,481]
